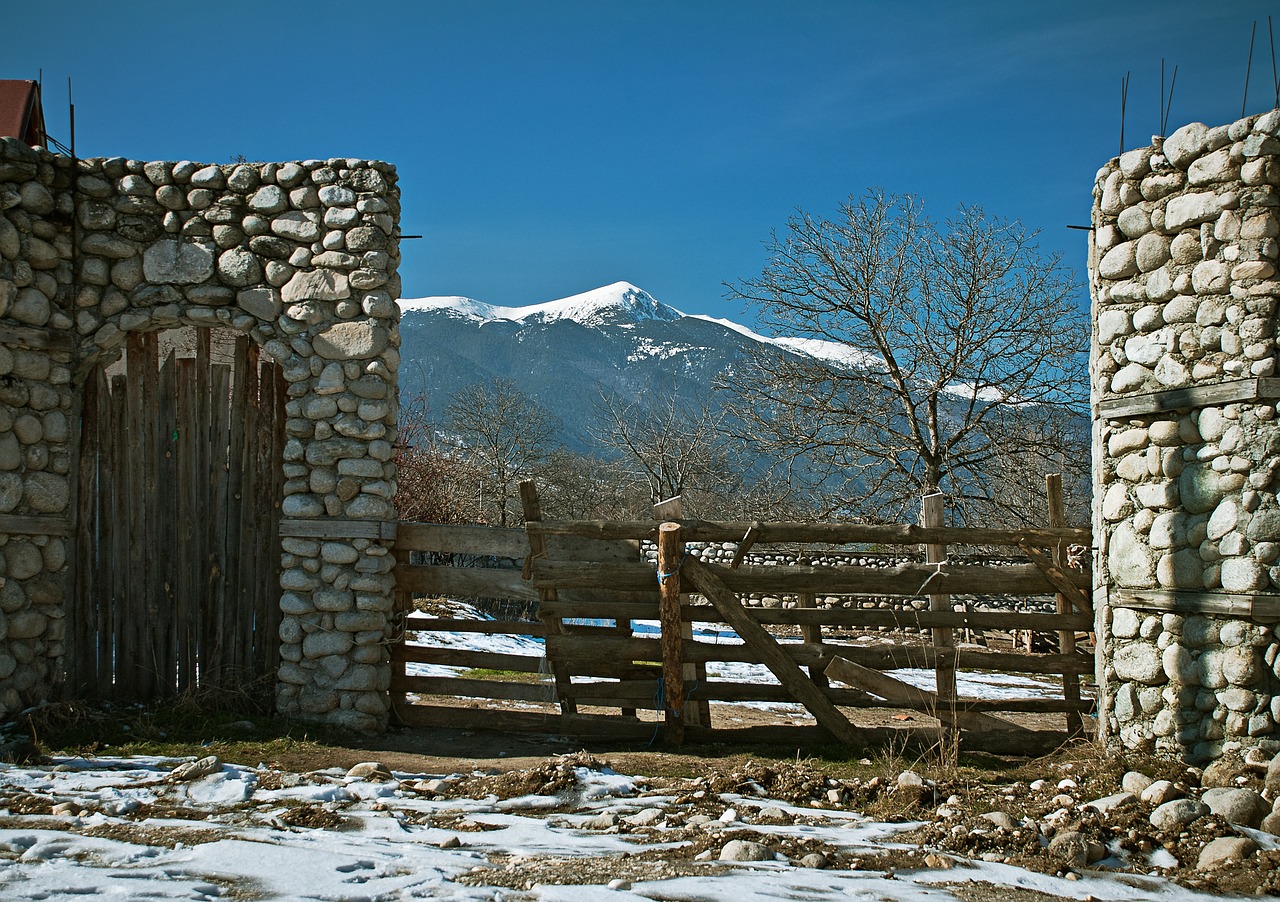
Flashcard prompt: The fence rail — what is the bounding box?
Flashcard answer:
[390,479,1094,753]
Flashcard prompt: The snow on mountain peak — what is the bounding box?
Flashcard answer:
[398,281,683,327]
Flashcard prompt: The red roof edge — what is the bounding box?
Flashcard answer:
[0,80,48,149]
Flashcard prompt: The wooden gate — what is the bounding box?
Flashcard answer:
[390,480,1094,753]
[67,328,287,700]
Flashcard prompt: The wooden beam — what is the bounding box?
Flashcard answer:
[525,519,1091,548]
[0,514,73,536]
[1019,541,1093,615]
[1045,474,1084,739]
[391,674,557,702]
[403,617,547,637]
[1115,588,1280,622]
[528,559,1081,596]
[395,564,540,602]
[398,645,547,672]
[714,607,1095,631]
[0,323,76,352]
[395,522,528,557]
[520,480,577,715]
[921,494,956,715]
[680,554,861,746]
[279,518,396,540]
[729,522,761,569]
[826,655,1027,732]
[657,521,686,744]
[1096,377,1280,419]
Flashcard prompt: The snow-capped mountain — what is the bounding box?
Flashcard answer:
[400,281,683,328]
[395,281,832,452]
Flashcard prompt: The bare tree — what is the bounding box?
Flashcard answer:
[723,190,1089,526]
[446,377,560,527]
[590,384,737,515]
[393,392,483,524]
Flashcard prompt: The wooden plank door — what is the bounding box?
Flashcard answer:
[68,329,285,701]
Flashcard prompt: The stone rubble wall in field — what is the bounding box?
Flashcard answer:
[642,542,1056,615]
[0,136,402,730]
[1091,109,1280,759]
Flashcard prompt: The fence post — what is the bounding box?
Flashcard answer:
[657,521,686,745]
[921,493,957,721]
[1046,474,1085,738]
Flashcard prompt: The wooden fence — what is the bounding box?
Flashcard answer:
[390,479,1093,753]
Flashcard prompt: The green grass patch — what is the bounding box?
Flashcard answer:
[461,668,547,683]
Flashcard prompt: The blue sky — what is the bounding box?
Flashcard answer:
[8,1,1280,324]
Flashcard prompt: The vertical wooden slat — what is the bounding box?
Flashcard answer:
[234,344,255,677]
[103,372,124,698]
[70,370,100,696]
[657,522,685,744]
[156,349,178,695]
[138,332,160,698]
[120,355,142,690]
[252,358,271,679]
[921,493,956,720]
[1047,473,1084,738]
[797,592,829,689]
[224,337,249,679]
[390,546,413,724]
[207,363,232,686]
[195,330,212,688]
[175,358,197,692]
[519,480,575,715]
[258,355,284,680]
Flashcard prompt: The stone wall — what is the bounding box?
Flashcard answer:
[1091,110,1280,759]
[0,136,402,730]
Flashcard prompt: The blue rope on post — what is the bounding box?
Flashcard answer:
[656,552,686,585]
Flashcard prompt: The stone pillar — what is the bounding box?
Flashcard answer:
[0,138,76,720]
[0,138,402,731]
[1091,110,1280,760]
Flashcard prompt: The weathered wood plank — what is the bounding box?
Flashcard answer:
[545,632,1092,674]
[225,336,249,679]
[208,362,232,686]
[194,329,213,692]
[398,645,547,673]
[529,559,1080,595]
[0,323,76,351]
[719,607,1094,631]
[1115,588,1280,622]
[156,348,179,695]
[0,514,73,536]
[657,522,686,743]
[68,369,99,696]
[1045,474,1084,738]
[539,599,661,620]
[526,519,1091,548]
[521,480,578,715]
[1096,377,1280,419]
[395,521,527,556]
[104,372,126,699]
[392,703,654,740]
[125,337,149,697]
[404,617,547,637]
[681,555,861,746]
[1020,541,1092,615]
[176,358,197,693]
[921,494,955,713]
[826,655,1027,731]
[396,564,541,602]
[391,674,558,702]
[280,518,398,540]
